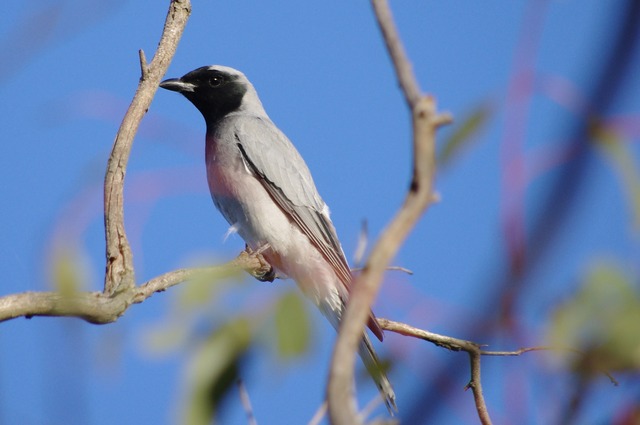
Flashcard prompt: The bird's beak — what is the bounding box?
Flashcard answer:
[159,78,196,93]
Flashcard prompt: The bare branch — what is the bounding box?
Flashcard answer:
[327,1,451,423]
[133,251,272,303]
[132,266,230,304]
[378,318,620,423]
[466,351,492,425]
[370,0,421,107]
[378,318,479,352]
[380,319,557,354]
[103,0,191,296]
[0,290,130,324]
[480,346,554,356]
[377,318,533,425]
[383,266,413,275]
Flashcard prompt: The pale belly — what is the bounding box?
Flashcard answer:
[205,138,343,315]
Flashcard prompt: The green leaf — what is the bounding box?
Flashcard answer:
[51,248,86,296]
[273,291,311,358]
[438,101,493,166]
[182,318,253,425]
[592,119,640,231]
[177,265,243,310]
[548,261,640,373]
[143,321,191,354]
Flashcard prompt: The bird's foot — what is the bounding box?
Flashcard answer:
[240,244,275,282]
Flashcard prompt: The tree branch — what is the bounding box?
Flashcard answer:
[0,290,130,324]
[370,0,422,107]
[466,351,491,425]
[103,0,191,296]
[0,252,268,324]
[327,1,451,423]
[376,318,617,425]
[237,379,258,425]
[379,319,494,424]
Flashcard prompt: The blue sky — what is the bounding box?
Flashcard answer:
[1,1,639,424]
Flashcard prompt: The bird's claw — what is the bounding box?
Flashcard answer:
[240,245,275,282]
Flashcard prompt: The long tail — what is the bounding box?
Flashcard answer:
[318,301,397,414]
[318,294,398,415]
[359,332,397,414]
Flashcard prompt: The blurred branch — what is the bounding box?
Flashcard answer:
[351,266,413,275]
[103,0,191,295]
[308,402,328,425]
[0,1,125,82]
[0,290,130,324]
[327,0,451,424]
[237,379,258,425]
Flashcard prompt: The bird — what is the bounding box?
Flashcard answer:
[159,65,396,412]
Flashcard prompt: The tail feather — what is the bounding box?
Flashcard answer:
[319,301,396,413]
[359,333,397,414]
[367,312,384,342]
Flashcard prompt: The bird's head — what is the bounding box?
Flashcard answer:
[160,65,264,124]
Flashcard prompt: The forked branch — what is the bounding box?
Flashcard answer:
[103,0,191,295]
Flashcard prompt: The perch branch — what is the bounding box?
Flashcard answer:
[0,252,267,324]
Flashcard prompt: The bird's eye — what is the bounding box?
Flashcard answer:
[208,76,223,87]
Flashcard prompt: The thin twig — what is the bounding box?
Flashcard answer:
[378,317,619,423]
[384,266,413,275]
[377,318,491,425]
[370,0,422,107]
[357,395,384,423]
[378,318,478,351]
[480,346,553,356]
[308,402,328,425]
[237,379,258,425]
[351,266,413,275]
[353,220,369,266]
[480,346,618,385]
